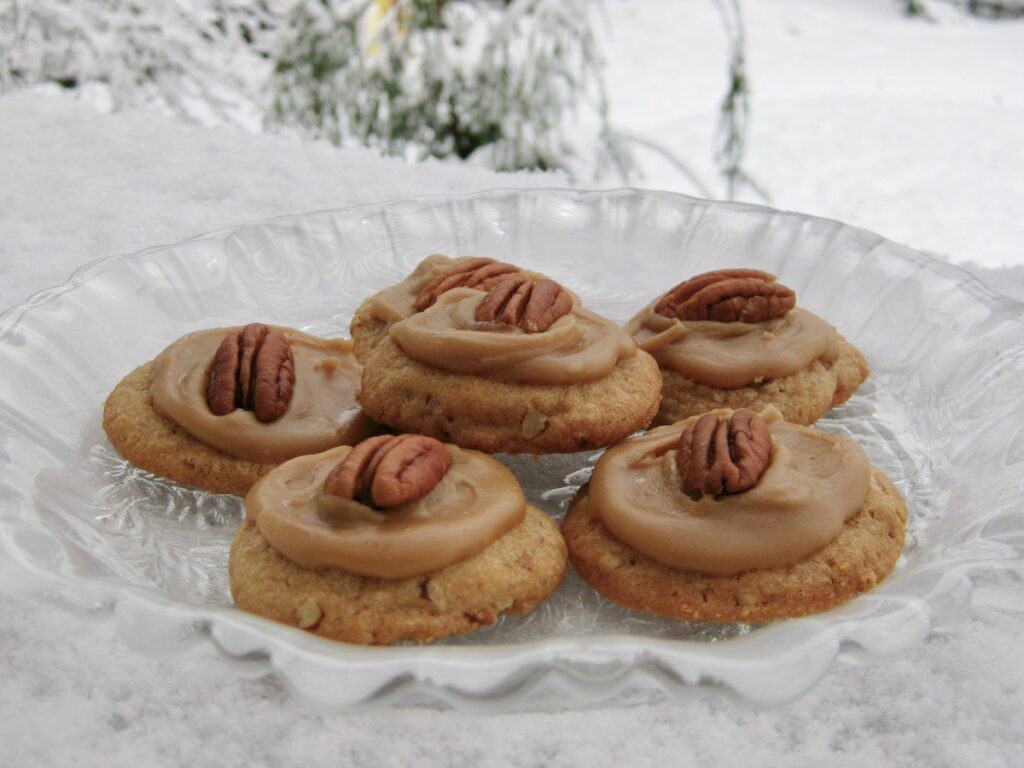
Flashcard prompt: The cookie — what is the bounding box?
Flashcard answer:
[349,311,391,366]
[563,467,906,622]
[103,325,374,495]
[655,336,868,426]
[230,504,567,645]
[562,407,908,622]
[103,362,273,496]
[360,335,662,453]
[627,269,868,426]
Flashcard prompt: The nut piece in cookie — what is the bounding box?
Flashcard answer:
[626,268,868,426]
[349,254,546,363]
[359,275,662,454]
[229,434,567,645]
[562,407,907,622]
[102,324,375,496]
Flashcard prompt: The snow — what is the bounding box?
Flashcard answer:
[0,89,560,305]
[599,0,1024,268]
[0,0,280,130]
[2,1,1024,765]
[10,0,1022,268]
[269,0,626,178]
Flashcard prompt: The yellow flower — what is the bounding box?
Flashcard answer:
[365,0,403,57]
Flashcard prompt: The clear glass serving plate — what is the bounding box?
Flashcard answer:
[1,188,1022,710]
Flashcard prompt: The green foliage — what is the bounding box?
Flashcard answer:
[0,0,280,124]
[269,0,632,177]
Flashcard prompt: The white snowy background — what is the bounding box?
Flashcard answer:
[1,0,1023,765]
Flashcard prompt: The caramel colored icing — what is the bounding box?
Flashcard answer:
[625,306,839,389]
[389,287,637,384]
[247,444,526,579]
[365,253,574,326]
[589,409,871,575]
[150,327,373,464]
[366,254,455,325]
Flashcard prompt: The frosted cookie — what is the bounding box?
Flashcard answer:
[103,324,375,495]
[562,407,907,622]
[359,274,662,453]
[625,269,868,425]
[350,254,551,363]
[229,434,567,644]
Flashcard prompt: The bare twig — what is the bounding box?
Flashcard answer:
[618,131,713,197]
[709,0,768,202]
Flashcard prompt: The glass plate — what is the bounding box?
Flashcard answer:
[2,188,1022,710]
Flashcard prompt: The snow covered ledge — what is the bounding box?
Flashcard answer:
[0,90,563,305]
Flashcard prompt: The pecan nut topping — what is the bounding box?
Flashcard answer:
[475,275,573,333]
[654,268,796,323]
[676,409,772,496]
[323,434,453,508]
[206,323,295,422]
[413,257,521,311]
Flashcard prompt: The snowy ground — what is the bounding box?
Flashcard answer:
[2,1,1024,766]
[600,0,1024,269]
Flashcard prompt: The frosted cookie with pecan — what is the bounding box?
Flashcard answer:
[562,407,907,622]
[229,434,567,644]
[359,274,662,454]
[625,269,868,425]
[350,254,552,363]
[103,324,375,495]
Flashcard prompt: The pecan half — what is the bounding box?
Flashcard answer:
[654,269,795,323]
[475,275,573,333]
[413,257,521,311]
[676,409,772,496]
[205,323,295,422]
[323,434,453,508]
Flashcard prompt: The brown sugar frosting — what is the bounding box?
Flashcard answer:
[246,443,526,579]
[366,254,454,325]
[150,327,372,464]
[366,253,544,323]
[388,287,637,384]
[625,306,839,389]
[588,408,871,576]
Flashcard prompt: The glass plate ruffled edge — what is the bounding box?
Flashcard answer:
[1,187,1023,711]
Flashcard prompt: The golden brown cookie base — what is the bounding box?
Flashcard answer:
[563,467,906,622]
[102,363,275,496]
[359,338,662,454]
[655,337,868,426]
[349,309,389,365]
[229,505,568,645]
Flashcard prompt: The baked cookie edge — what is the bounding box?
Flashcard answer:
[359,337,662,454]
[229,504,568,645]
[102,362,275,496]
[562,466,906,623]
